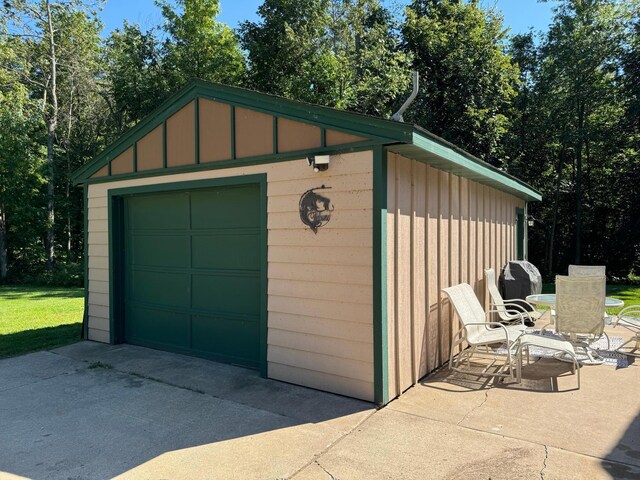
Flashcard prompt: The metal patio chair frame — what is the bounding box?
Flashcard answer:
[611,306,640,357]
[484,268,543,326]
[443,283,527,381]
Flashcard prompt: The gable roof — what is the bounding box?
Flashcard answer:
[73,79,541,202]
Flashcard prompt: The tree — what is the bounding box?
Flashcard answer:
[104,22,168,133]
[158,0,246,89]
[241,0,411,115]
[328,0,412,117]
[0,25,46,280]
[241,0,340,105]
[537,0,629,265]
[2,0,104,269]
[402,0,520,164]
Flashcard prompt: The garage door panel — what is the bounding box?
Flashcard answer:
[129,234,190,268]
[127,193,189,230]
[122,183,262,370]
[128,270,190,308]
[191,274,260,314]
[124,306,190,349]
[191,234,261,270]
[191,314,259,366]
[190,186,260,229]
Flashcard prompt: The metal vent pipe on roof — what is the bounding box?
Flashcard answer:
[391,71,419,122]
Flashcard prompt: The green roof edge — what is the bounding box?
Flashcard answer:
[73,79,542,203]
[412,129,542,201]
[72,79,412,183]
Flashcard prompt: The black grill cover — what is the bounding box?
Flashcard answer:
[500,261,543,304]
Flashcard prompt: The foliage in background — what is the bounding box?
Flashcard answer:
[503,0,638,277]
[0,0,638,285]
[241,0,412,116]
[402,0,520,165]
[158,0,247,89]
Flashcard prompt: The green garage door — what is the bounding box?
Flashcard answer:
[123,184,262,368]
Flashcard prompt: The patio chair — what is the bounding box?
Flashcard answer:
[568,264,609,320]
[555,275,609,364]
[568,265,606,277]
[442,283,527,380]
[611,306,640,357]
[484,268,543,327]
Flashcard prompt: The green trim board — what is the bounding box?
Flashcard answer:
[387,131,542,202]
[73,79,540,203]
[72,80,402,184]
[373,145,389,405]
[107,174,268,376]
[82,184,89,339]
[83,141,380,185]
[516,207,525,261]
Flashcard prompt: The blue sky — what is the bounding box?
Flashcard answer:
[99,0,555,37]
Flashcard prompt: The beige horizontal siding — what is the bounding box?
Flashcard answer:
[88,292,109,307]
[268,296,372,324]
[268,263,372,285]
[268,345,373,380]
[268,279,371,305]
[88,328,109,343]
[86,150,374,401]
[386,152,525,400]
[268,362,373,400]
[268,312,373,343]
[268,246,372,267]
[269,329,372,362]
[268,190,372,213]
[269,210,372,230]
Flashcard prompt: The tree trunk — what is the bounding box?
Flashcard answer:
[574,100,585,264]
[547,149,564,277]
[45,0,58,271]
[0,206,7,281]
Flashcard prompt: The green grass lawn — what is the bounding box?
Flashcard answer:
[0,285,84,358]
[542,283,640,315]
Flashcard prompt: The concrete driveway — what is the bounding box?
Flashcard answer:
[0,342,374,480]
[2,329,640,480]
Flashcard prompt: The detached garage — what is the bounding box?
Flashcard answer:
[74,80,540,405]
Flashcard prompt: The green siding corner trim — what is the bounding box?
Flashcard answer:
[388,130,542,203]
[516,207,525,261]
[82,184,88,339]
[373,145,389,406]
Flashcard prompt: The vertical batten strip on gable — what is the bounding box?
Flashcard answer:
[272,116,278,154]
[194,97,200,164]
[373,145,388,405]
[162,121,167,169]
[230,106,236,160]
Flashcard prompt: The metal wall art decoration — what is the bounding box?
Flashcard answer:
[299,185,334,234]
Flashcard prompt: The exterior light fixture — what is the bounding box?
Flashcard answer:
[307,155,330,172]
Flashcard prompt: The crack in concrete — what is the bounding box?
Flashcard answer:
[0,371,72,393]
[456,390,489,426]
[540,445,548,479]
[287,408,377,479]
[315,460,337,480]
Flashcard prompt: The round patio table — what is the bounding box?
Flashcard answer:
[526,294,624,309]
[525,293,624,365]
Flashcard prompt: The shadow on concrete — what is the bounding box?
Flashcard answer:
[602,412,640,478]
[0,323,82,358]
[420,357,580,393]
[0,342,372,480]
